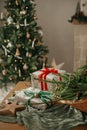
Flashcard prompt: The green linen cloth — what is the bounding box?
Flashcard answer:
[0,104,87,130]
[17,104,87,130]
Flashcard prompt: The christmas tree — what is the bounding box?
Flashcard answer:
[0,0,48,87]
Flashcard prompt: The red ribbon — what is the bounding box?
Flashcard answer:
[38,68,62,91]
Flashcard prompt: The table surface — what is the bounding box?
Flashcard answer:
[0,81,87,130]
[0,122,26,130]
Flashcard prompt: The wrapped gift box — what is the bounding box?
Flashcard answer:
[14,87,53,110]
[31,68,65,93]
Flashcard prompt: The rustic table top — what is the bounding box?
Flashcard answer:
[0,122,25,130]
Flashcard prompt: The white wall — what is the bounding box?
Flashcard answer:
[36,0,78,72]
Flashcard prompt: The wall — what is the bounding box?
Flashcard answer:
[36,0,78,72]
[0,0,78,72]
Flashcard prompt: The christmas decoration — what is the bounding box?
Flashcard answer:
[52,65,87,101]
[7,42,13,48]
[51,58,65,71]
[26,52,32,57]
[2,68,7,76]
[68,0,87,24]
[32,38,36,48]
[15,47,20,56]
[0,100,25,116]
[24,19,27,26]
[7,16,13,25]
[51,58,57,69]
[23,63,28,70]
[37,26,43,38]
[15,87,53,110]
[26,31,30,39]
[80,0,87,16]
[18,69,21,77]
[16,23,20,29]
[15,0,18,6]
[31,68,64,92]
[0,0,48,87]
[23,0,25,2]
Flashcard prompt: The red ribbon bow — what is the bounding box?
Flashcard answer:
[38,68,62,91]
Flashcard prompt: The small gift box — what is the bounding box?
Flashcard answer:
[15,87,53,110]
[31,68,65,93]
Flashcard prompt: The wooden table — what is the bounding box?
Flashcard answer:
[72,125,87,130]
[0,81,87,130]
[0,122,25,130]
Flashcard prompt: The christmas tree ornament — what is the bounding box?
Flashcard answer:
[2,68,7,76]
[15,0,19,6]
[37,41,41,46]
[26,31,30,39]
[7,54,10,57]
[37,28,43,37]
[28,52,32,58]
[23,63,28,70]
[32,39,36,48]
[15,66,17,71]
[26,52,32,57]
[7,16,13,25]
[30,0,35,4]
[15,47,21,56]
[9,77,12,81]
[26,6,29,9]
[20,10,26,15]
[26,52,29,57]
[18,69,21,77]
[7,42,13,48]
[20,59,22,63]
[16,23,20,29]
[4,40,7,43]
[23,0,26,2]
[34,16,37,20]
[24,19,27,26]
[7,39,9,42]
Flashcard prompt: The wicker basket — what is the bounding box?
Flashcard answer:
[58,98,87,112]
